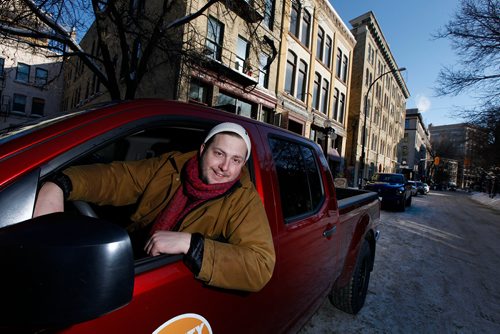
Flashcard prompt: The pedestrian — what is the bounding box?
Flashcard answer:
[34,122,276,292]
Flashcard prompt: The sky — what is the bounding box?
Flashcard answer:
[331,0,475,126]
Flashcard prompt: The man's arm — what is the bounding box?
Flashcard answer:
[192,190,275,292]
[33,182,64,217]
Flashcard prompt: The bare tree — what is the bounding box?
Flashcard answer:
[0,0,271,101]
[434,0,500,166]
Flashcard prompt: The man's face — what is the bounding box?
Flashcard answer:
[199,133,247,184]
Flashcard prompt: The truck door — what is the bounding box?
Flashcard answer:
[267,135,339,328]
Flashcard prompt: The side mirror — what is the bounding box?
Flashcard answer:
[0,213,134,330]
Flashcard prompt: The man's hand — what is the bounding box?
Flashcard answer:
[145,231,192,256]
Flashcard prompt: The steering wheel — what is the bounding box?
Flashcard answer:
[72,200,99,218]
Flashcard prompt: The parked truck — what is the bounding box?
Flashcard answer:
[0,100,380,333]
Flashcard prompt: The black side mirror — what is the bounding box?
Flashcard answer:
[0,213,134,330]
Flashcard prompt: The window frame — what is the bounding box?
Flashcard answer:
[321,78,329,115]
[285,50,297,95]
[31,97,45,117]
[324,35,332,68]
[268,135,325,223]
[300,9,311,47]
[316,26,324,60]
[235,35,250,73]
[13,93,27,113]
[206,16,224,61]
[35,67,49,86]
[0,57,4,77]
[289,0,300,38]
[16,63,30,83]
[258,53,270,88]
[297,60,308,102]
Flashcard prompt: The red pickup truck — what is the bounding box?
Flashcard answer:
[0,100,380,333]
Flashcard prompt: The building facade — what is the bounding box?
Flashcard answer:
[62,0,358,177]
[0,41,64,130]
[278,0,356,174]
[429,123,485,189]
[62,0,282,127]
[400,108,431,181]
[344,12,410,187]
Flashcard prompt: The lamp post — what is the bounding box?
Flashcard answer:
[358,67,406,188]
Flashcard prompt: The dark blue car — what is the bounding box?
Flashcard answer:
[364,173,412,211]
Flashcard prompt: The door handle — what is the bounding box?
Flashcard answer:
[323,225,337,238]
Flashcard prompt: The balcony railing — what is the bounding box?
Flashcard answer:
[193,39,259,87]
[226,0,264,23]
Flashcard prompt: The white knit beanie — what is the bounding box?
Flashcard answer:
[203,122,251,161]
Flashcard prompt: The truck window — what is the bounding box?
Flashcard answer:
[269,137,324,222]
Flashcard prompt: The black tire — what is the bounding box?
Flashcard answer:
[329,240,372,314]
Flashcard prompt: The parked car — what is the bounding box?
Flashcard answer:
[364,173,412,211]
[408,181,418,196]
[415,181,428,195]
[448,182,457,191]
[0,100,381,333]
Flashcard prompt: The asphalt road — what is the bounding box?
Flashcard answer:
[299,190,500,333]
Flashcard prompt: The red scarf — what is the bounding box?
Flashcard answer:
[150,154,239,234]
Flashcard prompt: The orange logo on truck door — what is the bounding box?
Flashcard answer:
[153,313,212,334]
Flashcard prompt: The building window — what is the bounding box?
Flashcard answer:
[35,68,48,86]
[312,72,320,110]
[216,92,256,119]
[301,9,311,47]
[16,63,30,83]
[316,27,324,60]
[321,79,329,114]
[297,60,307,102]
[206,16,224,61]
[189,78,210,104]
[342,55,348,82]
[258,53,270,88]
[336,49,342,78]
[13,94,27,113]
[289,0,300,38]
[332,88,339,120]
[263,0,275,29]
[368,43,374,64]
[235,36,249,73]
[285,50,297,95]
[338,92,345,124]
[0,58,4,77]
[31,97,45,116]
[324,36,332,68]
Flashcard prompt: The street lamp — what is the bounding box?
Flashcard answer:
[358,67,406,188]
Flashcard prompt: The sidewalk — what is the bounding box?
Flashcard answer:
[468,191,500,212]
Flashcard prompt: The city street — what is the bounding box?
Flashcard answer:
[299,191,500,333]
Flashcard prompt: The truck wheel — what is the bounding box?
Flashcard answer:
[329,240,372,314]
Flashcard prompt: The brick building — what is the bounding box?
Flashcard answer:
[0,41,64,130]
[400,108,431,181]
[343,12,409,187]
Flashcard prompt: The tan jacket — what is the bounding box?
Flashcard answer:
[64,151,275,292]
